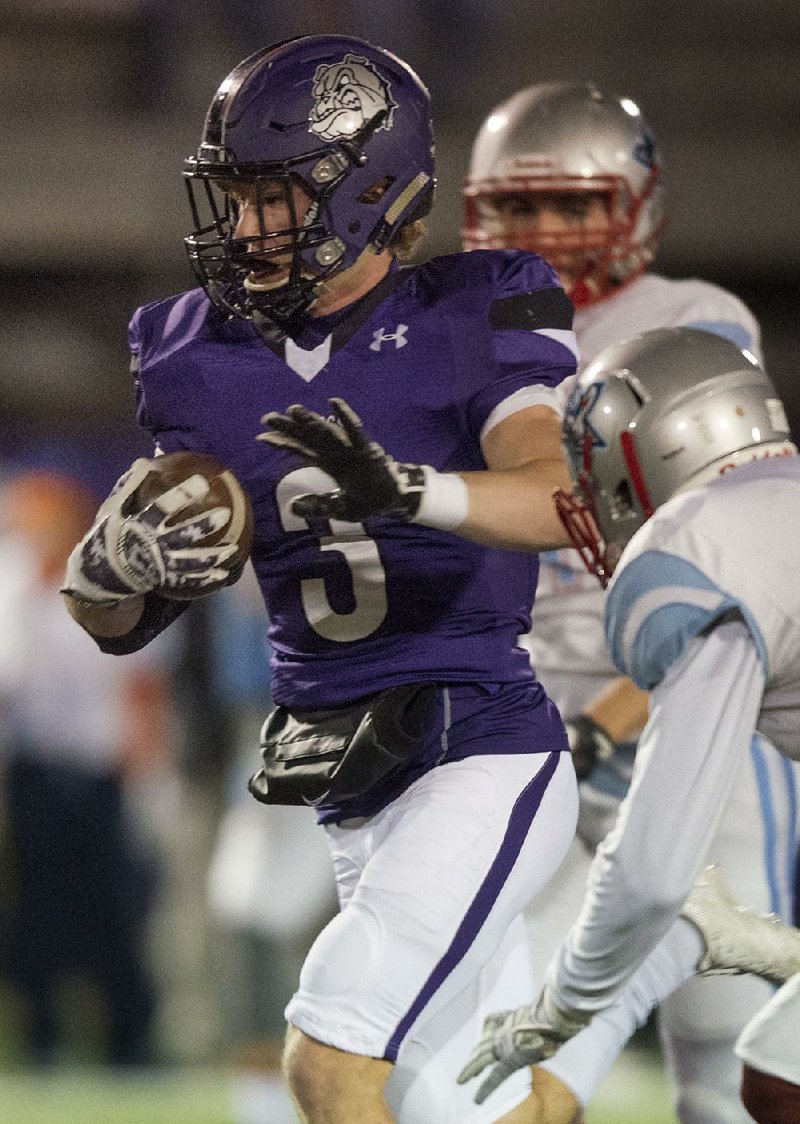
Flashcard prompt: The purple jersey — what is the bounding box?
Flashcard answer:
[129,250,575,709]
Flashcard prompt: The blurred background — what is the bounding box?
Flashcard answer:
[0,1,798,1120]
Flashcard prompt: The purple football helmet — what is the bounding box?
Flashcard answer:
[184,35,436,323]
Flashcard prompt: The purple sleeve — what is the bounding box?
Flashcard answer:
[99,304,230,654]
[128,303,196,453]
[129,306,153,434]
[466,254,577,437]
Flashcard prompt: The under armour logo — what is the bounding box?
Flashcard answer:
[370,324,408,351]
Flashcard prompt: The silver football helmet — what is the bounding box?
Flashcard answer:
[555,328,795,586]
[463,81,665,306]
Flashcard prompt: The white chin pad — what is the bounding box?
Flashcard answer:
[244,273,290,292]
[244,268,318,293]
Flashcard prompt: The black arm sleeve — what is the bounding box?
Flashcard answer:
[95,591,192,655]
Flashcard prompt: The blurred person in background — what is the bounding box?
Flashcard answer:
[463,81,799,1123]
[0,470,176,1067]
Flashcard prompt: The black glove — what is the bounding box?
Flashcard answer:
[258,397,425,524]
[564,713,616,781]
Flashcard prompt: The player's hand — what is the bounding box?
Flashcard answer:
[258,397,425,523]
[565,713,616,780]
[62,459,237,604]
[457,989,588,1105]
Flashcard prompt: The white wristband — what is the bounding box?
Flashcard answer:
[411,466,469,531]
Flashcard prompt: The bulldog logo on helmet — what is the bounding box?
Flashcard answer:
[309,53,396,141]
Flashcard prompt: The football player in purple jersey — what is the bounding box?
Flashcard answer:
[61,35,582,1123]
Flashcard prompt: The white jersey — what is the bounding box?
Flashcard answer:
[550,457,800,1015]
[606,456,800,761]
[525,272,762,717]
[735,972,800,1085]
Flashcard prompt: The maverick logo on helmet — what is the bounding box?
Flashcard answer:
[564,382,608,467]
[309,54,396,141]
[632,123,657,170]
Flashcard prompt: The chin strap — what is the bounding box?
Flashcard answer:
[251,264,414,357]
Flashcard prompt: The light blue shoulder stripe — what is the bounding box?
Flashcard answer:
[750,734,800,922]
[751,735,782,917]
[779,754,799,921]
[605,550,767,688]
[686,320,753,351]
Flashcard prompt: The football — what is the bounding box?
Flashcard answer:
[130,451,255,598]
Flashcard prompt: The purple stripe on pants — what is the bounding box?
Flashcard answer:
[383,750,561,1061]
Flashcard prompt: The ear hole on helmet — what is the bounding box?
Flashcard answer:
[613,478,635,516]
[358,176,396,204]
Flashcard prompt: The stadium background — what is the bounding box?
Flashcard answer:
[0,1,798,1120]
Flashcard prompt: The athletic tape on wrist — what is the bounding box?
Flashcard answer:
[411,466,469,531]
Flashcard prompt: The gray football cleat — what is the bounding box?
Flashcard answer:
[681,865,800,985]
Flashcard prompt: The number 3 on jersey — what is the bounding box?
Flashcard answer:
[276,468,388,642]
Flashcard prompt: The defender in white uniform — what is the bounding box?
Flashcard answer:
[463,81,798,1123]
[460,328,800,1124]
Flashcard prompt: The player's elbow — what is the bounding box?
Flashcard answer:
[626,876,686,934]
[603,855,687,932]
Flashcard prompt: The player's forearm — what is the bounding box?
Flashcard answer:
[583,677,649,744]
[454,458,571,551]
[541,924,699,1107]
[549,625,764,1018]
[62,592,146,638]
